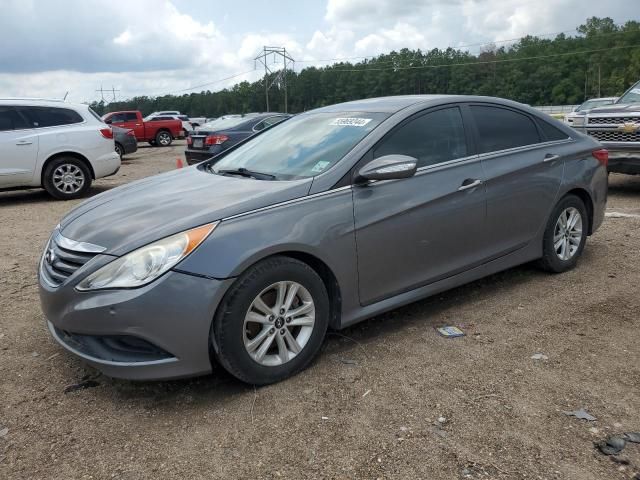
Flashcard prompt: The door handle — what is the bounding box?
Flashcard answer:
[458,179,482,191]
[16,140,33,146]
[543,154,560,163]
[135,124,141,126]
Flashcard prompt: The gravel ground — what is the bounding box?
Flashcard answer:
[1,142,639,479]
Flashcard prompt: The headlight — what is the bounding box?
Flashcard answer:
[573,116,585,126]
[76,222,218,291]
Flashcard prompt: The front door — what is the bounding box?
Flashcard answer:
[0,106,39,188]
[353,106,487,306]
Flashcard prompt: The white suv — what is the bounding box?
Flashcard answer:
[0,99,120,200]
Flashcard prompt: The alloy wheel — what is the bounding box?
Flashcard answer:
[52,164,85,194]
[553,207,583,261]
[158,132,171,146]
[243,281,315,366]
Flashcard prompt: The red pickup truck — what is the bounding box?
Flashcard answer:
[102,110,182,146]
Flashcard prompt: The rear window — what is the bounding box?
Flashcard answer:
[199,116,247,131]
[470,105,540,153]
[17,106,84,128]
[0,106,29,131]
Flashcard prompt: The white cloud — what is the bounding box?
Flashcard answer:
[0,0,635,103]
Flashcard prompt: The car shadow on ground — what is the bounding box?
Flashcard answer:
[88,259,551,410]
[608,174,640,197]
[0,185,115,206]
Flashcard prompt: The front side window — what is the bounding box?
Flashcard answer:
[0,106,29,131]
[18,106,83,128]
[211,112,387,180]
[374,107,468,168]
[470,105,540,153]
[107,113,125,123]
[124,112,138,121]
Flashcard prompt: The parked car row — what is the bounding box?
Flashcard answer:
[185,113,290,165]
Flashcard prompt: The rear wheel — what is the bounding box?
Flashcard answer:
[213,256,329,385]
[43,157,92,200]
[538,194,588,273]
[114,142,124,159]
[155,130,172,147]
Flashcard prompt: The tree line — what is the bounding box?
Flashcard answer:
[91,17,640,117]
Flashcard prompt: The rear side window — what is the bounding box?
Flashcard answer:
[374,107,468,168]
[18,106,84,128]
[0,106,29,131]
[470,106,540,153]
[538,119,570,141]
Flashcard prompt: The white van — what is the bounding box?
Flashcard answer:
[0,99,120,199]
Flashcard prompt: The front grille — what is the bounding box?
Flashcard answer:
[587,117,640,125]
[587,130,640,143]
[40,233,100,287]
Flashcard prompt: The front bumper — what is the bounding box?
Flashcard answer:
[40,268,234,380]
[605,148,640,175]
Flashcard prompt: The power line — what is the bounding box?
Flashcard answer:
[314,44,640,74]
[296,29,640,67]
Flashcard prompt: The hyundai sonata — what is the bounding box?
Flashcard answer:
[39,95,608,384]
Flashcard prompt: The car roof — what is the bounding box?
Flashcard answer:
[0,98,89,109]
[309,94,531,114]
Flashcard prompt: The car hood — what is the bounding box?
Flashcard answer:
[60,166,312,256]
[587,103,640,115]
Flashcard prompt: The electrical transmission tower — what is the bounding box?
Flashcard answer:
[254,46,294,113]
[95,85,120,103]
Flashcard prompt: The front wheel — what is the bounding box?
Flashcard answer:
[538,194,588,273]
[155,130,172,147]
[42,157,92,200]
[213,256,329,385]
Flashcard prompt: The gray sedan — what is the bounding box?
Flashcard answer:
[39,95,608,384]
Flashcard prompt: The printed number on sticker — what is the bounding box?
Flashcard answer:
[330,118,372,127]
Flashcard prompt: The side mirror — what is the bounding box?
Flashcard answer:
[357,154,418,182]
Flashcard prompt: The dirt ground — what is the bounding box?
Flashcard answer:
[1,141,639,480]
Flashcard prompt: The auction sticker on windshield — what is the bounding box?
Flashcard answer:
[311,161,331,173]
[330,118,372,127]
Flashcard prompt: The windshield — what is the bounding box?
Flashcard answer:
[617,81,640,104]
[210,112,387,180]
[578,99,614,111]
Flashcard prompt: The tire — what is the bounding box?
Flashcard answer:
[155,130,172,147]
[213,256,330,385]
[148,140,157,146]
[114,142,124,159]
[42,156,92,200]
[538,194,588,273]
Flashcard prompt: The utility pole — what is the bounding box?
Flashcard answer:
[598,64,601,98]
[96,85,107,102]
[110,86,120,102]
[254,46,295,113]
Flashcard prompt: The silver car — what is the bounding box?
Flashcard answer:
[39,95,608,384]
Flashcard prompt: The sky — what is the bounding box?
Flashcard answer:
[0,0,636,104]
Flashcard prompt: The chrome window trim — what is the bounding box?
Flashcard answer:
[54,231,106,253]
[223,186,353,221]
[414,154,481,174]
[476,138,574,161]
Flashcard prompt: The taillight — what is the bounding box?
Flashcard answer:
[592,149,608,167]
[205,134,228,145]
[186,135,192,145]
[100,127,113,139]
[125,129,135,137]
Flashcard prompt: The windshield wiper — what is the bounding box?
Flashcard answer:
[216,167,276,180]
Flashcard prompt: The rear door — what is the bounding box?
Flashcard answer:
[0,106,39,187]
[467,104,566,258]
[353,105,487,305]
